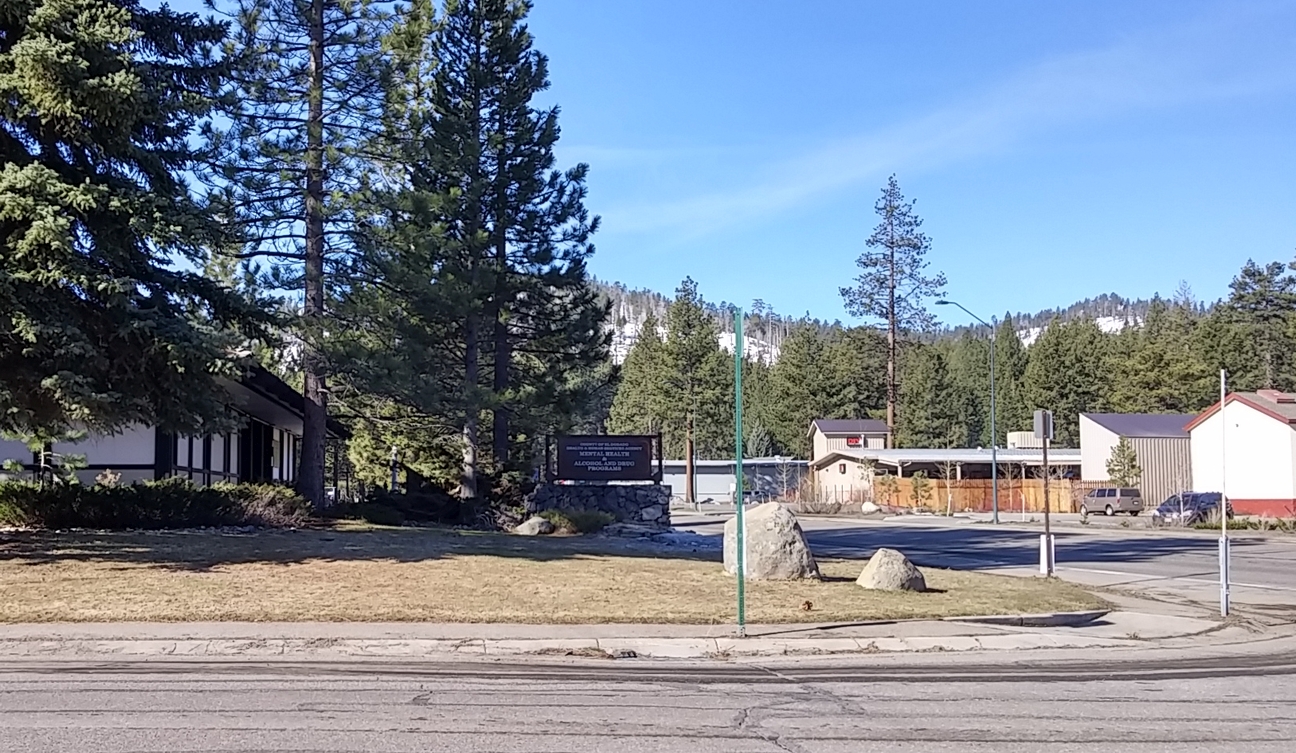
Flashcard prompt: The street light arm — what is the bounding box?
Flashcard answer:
[936,299,991,329]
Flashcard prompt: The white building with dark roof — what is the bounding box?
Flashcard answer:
[0,366,346,488]
[1187,390,1296,517]
[1079,412,1195,505]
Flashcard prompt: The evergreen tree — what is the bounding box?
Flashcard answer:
[1224,259,1296,390]
[1109,297,1213,413]
[896,345,962,448]
[1024,319,1110,446]
[840,175,946,434]
[338,0,607,495]
[1105,437,1142,488]
[993,315,1031,442]
[764,325,834,457]
[824,327,888,424]
[662,279,732,473]
[943,333,991,446]
[607,313,669,435]
[425,0,607,470]
[207,0,391,507]
[1193,304,1262,392]
[0,0,270,439]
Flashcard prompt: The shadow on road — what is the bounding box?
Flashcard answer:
[799,525,1269,570]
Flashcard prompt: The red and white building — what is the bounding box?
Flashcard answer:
[1187,389,1296,517]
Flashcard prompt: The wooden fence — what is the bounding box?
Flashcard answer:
[812,478,1082,514]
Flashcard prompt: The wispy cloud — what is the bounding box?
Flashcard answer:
[595,4,1296,239]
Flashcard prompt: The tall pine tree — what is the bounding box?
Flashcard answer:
[840,175,946,434]
[428,0,605,491]
[662,279,731,465]
[207,0,391,507]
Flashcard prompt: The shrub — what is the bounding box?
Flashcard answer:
[0,479,309,530]
[363,486,460,524]
[216,484,312,528]
[486,471,535,509]
[0,497,29,527]
[356,501,405,527]
[539,508,615,534]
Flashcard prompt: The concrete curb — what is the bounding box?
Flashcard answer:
[0,632,1141,661]
[944,610,1110,628]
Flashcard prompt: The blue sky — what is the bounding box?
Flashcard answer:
[181,0,1296,326]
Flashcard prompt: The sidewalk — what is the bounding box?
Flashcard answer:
[0,608,1253,661]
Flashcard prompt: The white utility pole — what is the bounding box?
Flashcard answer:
[1034,410,1055,576]
[1219,369,1230,618]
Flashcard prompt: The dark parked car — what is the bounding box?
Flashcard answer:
[1151,492,1233,525]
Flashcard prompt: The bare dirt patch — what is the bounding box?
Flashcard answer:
[0,527,1105,623]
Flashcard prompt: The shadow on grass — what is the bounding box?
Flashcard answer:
[0,524,728,572]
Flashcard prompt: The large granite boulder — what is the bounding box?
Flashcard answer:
[856,548,926,591]
[514,516,555,536]
[723,503,820,580]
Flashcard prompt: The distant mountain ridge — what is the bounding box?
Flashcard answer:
[593,280,1169,363]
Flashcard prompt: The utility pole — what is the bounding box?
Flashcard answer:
[1219,369,1230,617]
[1035,409,1054,576]
[989,316,998,524]
[734,309,747,637]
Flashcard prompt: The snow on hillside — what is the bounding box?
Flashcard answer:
[717,332,780,365]
[1017,315,1139,346]
[608,319,780,365]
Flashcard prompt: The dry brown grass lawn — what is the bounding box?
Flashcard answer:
[0,527,1105,623]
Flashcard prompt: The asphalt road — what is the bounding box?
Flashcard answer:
[4,657,1296,752]
[676,514,1296,610]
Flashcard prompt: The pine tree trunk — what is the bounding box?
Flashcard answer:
[492,312,509,469]
[461,314,480,500]
[490,180,510,468]
[298,0,328,510]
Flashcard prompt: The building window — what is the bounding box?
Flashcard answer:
[838,463,846,474]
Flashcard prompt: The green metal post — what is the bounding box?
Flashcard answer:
[734,308,746,637]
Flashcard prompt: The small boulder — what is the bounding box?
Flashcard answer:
[861,500,882,515]
[724,503,820,580]
[514,516,556,536]
[856,548,926,591]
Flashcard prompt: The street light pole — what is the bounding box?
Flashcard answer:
[989,316,998,524]
[937,300,999,524]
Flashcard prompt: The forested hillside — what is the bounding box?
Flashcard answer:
[597,281,1167,362]
[610,264,1296,461]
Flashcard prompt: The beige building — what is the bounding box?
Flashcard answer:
[809,447,1083,511]
[1078,413,1194,506]
[808,419,890,463]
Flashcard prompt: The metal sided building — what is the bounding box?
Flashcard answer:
[1078,413,1195,505]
